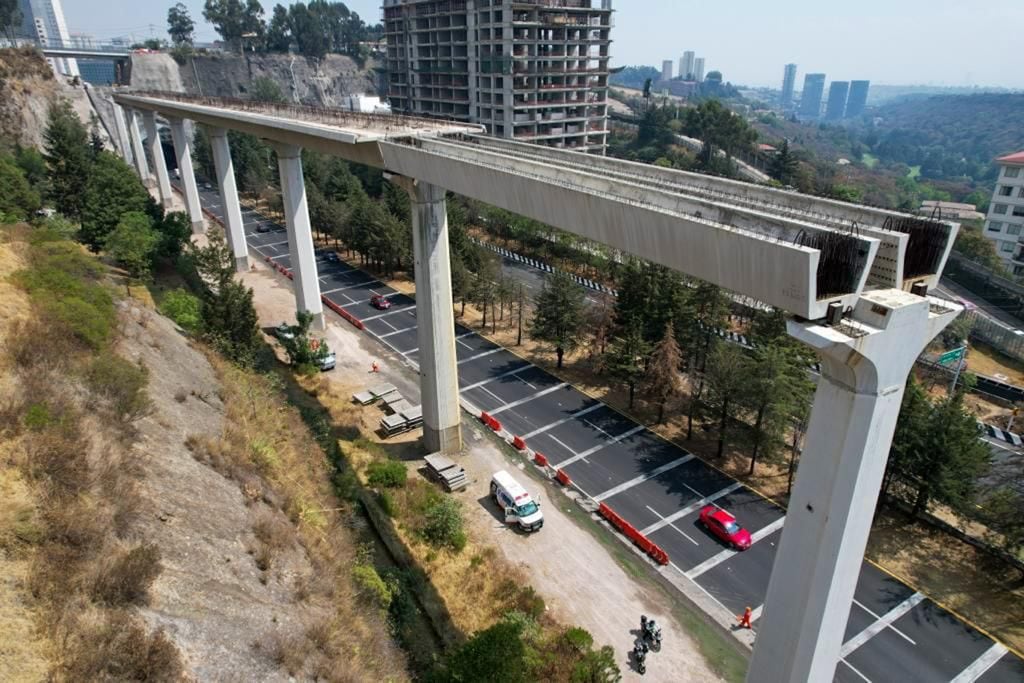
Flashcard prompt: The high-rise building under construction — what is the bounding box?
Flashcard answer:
[383,0,613,153]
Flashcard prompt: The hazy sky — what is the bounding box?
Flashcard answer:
[62,0,1024,88]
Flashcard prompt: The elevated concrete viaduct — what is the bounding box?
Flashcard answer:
[110,91,961,683]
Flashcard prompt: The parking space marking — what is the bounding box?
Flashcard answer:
[479,385,506,405]
[379,325,418,339]
[839,592,925,658]
[461,367,527,392]
[546,434,578,458]
[639,482,744,535]
[684,516,786,579]
[593,455,695,502]
[554,424,646,469]
[520,403,603,439]
[582,418,615,440]
[457,348,505,365]
[851,599,916,646]
[489,382,568,416]
[950,642,1008,682]
[645,506,698,545]
[362,306,417,322]
[838,659,872,683]
[516,375,538,391]
[322,280,377,295]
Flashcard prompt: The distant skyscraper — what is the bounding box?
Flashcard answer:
[845,80,871,118]
[694,57,705,83]
[662,60,674,82]
[780,63,797,109]
[798,73,826,119]
[17,0,79,76]
[681,51,695,80]
[825,81,850,121]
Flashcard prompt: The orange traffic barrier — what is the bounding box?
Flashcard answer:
[534,452,549,467]
[555,469,571,486]
[480,411,491,424]
[512,436,526,450]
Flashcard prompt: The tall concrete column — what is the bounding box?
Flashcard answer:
[272,143,324,329]
[142,111,173,209]
[208,127,248,271]
[167,117,205,234]
[125,108,150,186]
[389,175,462,454]
[112,103,133,166]
[747,290,959,683]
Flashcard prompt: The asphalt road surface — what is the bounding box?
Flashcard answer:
[191,183,1024,682]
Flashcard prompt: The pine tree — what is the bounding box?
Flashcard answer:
[745,345,814,474]
[530,270,587,369]
[643,323,685,423]
[606,327,650,409]
[80,152,151,251]
[704,343,749,458]
[43,101,93,219]
[769,139,799,186]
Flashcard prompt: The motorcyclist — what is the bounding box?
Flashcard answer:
[643,617,662,648]
[633,640,648,675]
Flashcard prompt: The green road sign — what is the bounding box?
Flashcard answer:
[939,347,966,365]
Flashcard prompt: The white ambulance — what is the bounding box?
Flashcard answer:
[490,470,544,532]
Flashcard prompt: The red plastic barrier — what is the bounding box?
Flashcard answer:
[286,270,294,280]
[555,469,571,486]
[480,411,492,424]
[534,453,549,467]
[488,416,502,432]
[512,436,527,450]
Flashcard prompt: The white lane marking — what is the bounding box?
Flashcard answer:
[645,505,699,546]
[520,403,603,439]
[361,306,416,322]
[517,375,538,391]
[321,279,376,295]
[950,642,1008,682]
[749,604,764,622]
[546,433,578,459]
[554,424,646,469]
[840,592,925,658]
[462,366,528,393]
[851,599,916,646]
[479,385,505,405]
[640,482,744,535]
[582,418,615,440]
[838,659,873,683]
[489,382,569,416]
[594,455,695,502]
[379,325,418,339]
[684,516,786,579]
[457,347,505,365]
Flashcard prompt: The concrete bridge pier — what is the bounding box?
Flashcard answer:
[208,128,249,272]
[125,108,151,187]
[388,175,462,455]
[272,143,324,330]
[167,117,206,234]
[111,103,133,167]
[748,290,958,683]
[141,111,173,209]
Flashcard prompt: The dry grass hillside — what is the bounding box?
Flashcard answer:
[0,225,409,681]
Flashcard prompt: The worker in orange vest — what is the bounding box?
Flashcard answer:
[371,360,380,373]
[738,606,753,629]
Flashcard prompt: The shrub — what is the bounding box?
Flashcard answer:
[92,543,162,605]
[23,402,54,430]
[366,459,407,489]
[352,564,393,610]
[159,288,203,333]
[435,620,530,683]
[61,611,183,682]
[377,490,396,517]
[85,353,152,422]
[422,497,466,551]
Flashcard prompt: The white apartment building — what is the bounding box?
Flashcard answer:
[985,151,1024,274]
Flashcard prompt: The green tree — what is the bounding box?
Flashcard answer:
[952,225,1003,273]
[159,288,203,332]
[438,620,529,683]
[167,2,195,45]
[80,152,151,251]
[265,4,291,51]
[279,309,330,370]
[105,211,159,291]
[531,271,587,368]
[250,76,285,103]
[768,139,799,186]
[43,101,92,219]
[745,345,814,474]
[642,322,684,423]
[15,145,49,195]
[0,154,41,220]
[704,342,749,458]
[203,0,265,51]
[605,327,650,409]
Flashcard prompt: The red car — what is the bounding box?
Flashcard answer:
[699,505,752,550]
[370,294,392,310]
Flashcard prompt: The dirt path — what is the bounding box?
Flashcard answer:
[234,259,723,682]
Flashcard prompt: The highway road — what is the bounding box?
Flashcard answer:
[192,183,1024,682]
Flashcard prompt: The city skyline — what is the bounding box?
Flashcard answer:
[56,0,1024,88]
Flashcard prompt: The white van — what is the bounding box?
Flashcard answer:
[490,470,544,532]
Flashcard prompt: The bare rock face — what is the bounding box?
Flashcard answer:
[151,52,381,107]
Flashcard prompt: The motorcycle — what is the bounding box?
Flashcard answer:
[633,641,648,675]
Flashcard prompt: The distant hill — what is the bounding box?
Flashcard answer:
[867,84,1021,106]
[867,94,1024,181]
